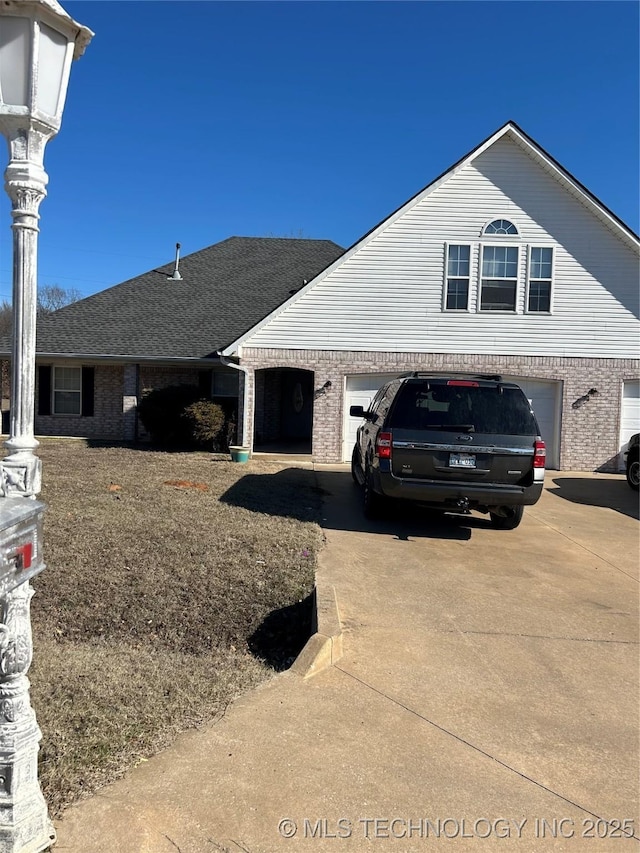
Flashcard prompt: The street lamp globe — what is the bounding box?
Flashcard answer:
[0,0,92,130]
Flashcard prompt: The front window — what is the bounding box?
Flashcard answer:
[53,366,81,414]
[445,244,470,310]
[527,247,553,312]
[480,245,518,310]
[212,370,239,397]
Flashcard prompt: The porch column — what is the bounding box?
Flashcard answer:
[237,368,254,449]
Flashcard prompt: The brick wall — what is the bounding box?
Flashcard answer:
[242,348,640,471]
[5,362,206,442]
[138,365,203,394]
[35,364,125,440]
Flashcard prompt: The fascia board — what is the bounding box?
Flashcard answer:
[28,352,222,367]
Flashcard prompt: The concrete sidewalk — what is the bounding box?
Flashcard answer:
[53,471,639,852]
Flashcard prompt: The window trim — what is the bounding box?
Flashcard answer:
[479,243,520,312]
[525,245,555,314]
[52,365,82,416]
[443,242,472,311]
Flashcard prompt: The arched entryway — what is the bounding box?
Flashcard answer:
[253,368,314,453]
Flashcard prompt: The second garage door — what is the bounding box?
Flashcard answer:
[619,380,640,470]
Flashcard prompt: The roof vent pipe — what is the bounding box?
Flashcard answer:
[168,243,182,280]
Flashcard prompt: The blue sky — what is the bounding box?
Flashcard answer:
[0,0,638,302]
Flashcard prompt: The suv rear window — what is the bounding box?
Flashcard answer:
[388,381,539,435]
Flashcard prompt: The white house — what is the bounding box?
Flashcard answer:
[223,121,640,471]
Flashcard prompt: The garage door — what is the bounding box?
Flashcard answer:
[503,377,561,469]
[619,380,640,469]
[343,372,561,468]
[343,373,401,461]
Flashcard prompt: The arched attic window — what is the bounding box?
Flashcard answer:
[483,219,519,236]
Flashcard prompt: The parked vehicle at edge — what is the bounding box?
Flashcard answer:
[625,433,639,491]
[350,373,545,529]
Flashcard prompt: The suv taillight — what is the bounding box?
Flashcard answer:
[376,431,392,460]
[533,440,546,468]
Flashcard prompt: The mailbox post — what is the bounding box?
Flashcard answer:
[0,500,48,851]
[0,1,93,850]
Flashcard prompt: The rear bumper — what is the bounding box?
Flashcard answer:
[376,471,543,508]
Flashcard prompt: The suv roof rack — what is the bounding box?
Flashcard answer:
[398,371,503,382]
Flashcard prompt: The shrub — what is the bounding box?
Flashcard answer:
[213,397,238,450]
[183,400,226,450]
[137,384,202,447]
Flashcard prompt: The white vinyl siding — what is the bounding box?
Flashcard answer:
[242,136,639,359]
[53,366,81,415]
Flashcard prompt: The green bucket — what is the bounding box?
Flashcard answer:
[230,446,250,463]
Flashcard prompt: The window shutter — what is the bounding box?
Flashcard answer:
[38,366,51,416]
[198,370,212,398]
[82,366,94,417]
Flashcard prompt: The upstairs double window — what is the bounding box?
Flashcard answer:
[444,220,554,314]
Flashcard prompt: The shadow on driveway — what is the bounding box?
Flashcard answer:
[547,476,639,520]
[220,467,493,541]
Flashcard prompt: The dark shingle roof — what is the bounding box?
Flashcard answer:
[33,237,344,360]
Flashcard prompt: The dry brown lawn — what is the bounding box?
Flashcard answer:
[28,440,323,815]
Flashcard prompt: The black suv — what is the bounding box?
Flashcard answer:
[350,373,545,529]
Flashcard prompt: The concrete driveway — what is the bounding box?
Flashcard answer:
[55,470,639,852]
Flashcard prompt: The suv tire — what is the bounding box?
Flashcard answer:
[490,505,524,530]
[351,445,362,485]
[363,469,385,519]
[626,449,639,491]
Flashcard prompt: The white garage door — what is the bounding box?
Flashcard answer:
[619,380,640,469]
[343,373,401,461]
[503,376,561,469]
[343,372,561,468]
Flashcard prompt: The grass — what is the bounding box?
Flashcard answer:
[27,440,323,816]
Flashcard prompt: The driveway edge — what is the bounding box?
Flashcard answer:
[290,581,343,679]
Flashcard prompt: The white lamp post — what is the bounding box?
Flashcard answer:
[0,1,92,851]
[0,0,92,493]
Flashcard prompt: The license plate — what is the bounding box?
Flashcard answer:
[449,453,476,468]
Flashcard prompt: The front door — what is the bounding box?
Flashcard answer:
[281,370,313,441]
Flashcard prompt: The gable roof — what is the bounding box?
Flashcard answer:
[31,237,344,361]
[222,121,639,356]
